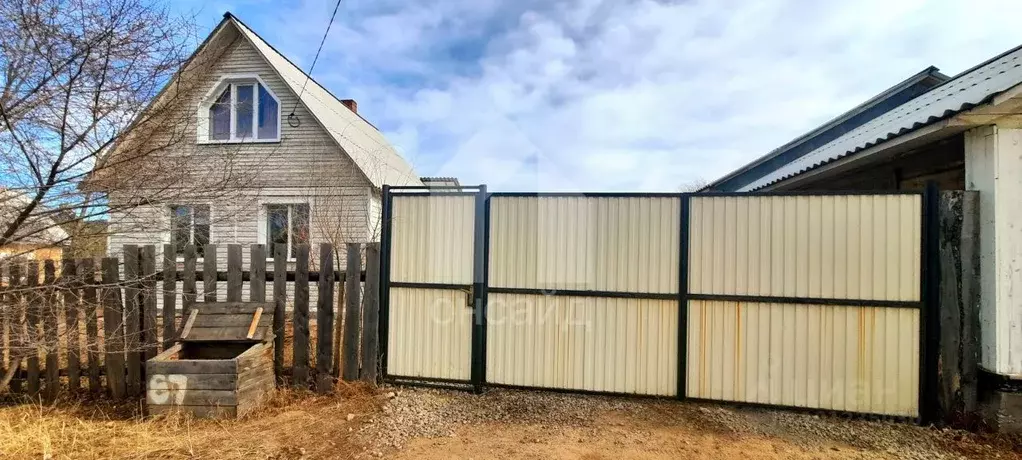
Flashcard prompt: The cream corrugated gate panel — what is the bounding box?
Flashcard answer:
[486,293,678,395]
[387,194,475,381]
[488,196,680,293]
[688,195,921,302]
[685,300,919,417]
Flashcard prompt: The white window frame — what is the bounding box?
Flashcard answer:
[257,200,312,261]
[197,73,281,144]
[168,204,211,261]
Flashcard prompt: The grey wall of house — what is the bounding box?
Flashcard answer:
[783,135,965,192]
[107,28,381,301]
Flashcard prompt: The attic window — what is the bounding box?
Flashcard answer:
[199,76,280,143]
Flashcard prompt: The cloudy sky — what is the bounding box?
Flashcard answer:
[174,0,1022,191]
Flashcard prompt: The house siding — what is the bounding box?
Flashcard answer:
[107,33,377,308]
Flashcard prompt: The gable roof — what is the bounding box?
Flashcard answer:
[704,67,949,192]
[709,42,1022,192]
[223,13,421,188]
[0,189,70,246]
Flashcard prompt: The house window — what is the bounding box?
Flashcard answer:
[170,205,210,257]
[265,204,309,259]
[202,78,280,142]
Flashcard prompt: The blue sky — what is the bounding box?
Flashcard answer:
[173,0,1022,191]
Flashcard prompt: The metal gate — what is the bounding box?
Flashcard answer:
[379,186,937,421]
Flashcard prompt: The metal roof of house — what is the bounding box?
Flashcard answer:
[737,44,1022,191]
[225,13,421,189]
[706,67,949,192]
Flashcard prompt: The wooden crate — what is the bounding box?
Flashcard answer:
[146,302,274,418]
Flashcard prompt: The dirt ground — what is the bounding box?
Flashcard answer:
[0,385,1019,459]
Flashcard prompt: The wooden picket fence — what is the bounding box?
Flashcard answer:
[0,242,380,401]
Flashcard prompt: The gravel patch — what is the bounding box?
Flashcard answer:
[356,386,1017,459]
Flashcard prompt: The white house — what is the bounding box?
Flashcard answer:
[97,12,421,272]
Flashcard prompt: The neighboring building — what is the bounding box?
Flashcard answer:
[91,12,420,269]
[0,189,70,261]
[705,43,1022,431]
[420,176,461,188]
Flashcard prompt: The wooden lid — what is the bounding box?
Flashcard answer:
[178,302,275,343]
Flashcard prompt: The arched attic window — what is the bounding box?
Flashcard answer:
[198,74,280,143]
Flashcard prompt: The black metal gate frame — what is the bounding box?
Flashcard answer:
[379,184,941,424]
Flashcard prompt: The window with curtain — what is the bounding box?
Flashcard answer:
[265,203,309,259]
[169,205,210,257]
[204,80,279,142]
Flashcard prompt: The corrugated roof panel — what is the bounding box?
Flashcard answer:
[741,46,1022,191]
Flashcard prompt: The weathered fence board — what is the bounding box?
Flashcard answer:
[81,258,101,393]
[102,258,126,399]
[162,244,176,349]
[227,244,242,302]
[203,244,217,303]
[62,258,81,392]
[342,243,362,381]
[26,261,39,397]
[272,244,286,380]
[43,260,58,400]
[316,245,334,393]
[293,245,310,387]
[361,243,380,383]
[141,245,158,361]
[122,245,142,397]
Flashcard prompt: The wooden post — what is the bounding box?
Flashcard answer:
[81,259,101,393]
[342,243,362,381]
[43,260,58,400]
[122,245,141,397]
[102,258,126,399]
[8,264,23,394]
[0,265,8,389]
[162,245,176,350]
[293,244,310,387]
[227,244,242,302]
[25,261,39,397]
[361,243,380,383]
[272,244,287,382]
[250,245,266,302]
[203,244,217,302]
[141,245,158,360]
[182,244,197,322]
[316,244,334,393]
[62,258,81,392]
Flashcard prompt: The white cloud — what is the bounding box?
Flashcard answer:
[201,0,1022,191]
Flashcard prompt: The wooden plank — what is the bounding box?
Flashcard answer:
[293,244,310,387]
[272,244,286,380]
[152,343,182,361]
[179,309,199,339]
[147,373,238,390]
[162,244,177,350]
[186,302,274,315]
[6,264,22,394]
[62,258,81,392]
[42,260,58,400]
[237,342,272,370]
[182,244,197,322]
[102,258,125,399]
[247,308,263,339]
[122,245,142,397]
[25,261,40,397]
[148,404,237,418]
[183,327,271,342]
[80,259,100,393]
[361,243,380,383]
[147,359,236,375]
[317,244,334,392]
[146,388,237,406]
[190,314,272,328]
[203,244,217,303]
[227,244,242,302]
[250,245,266,302]
[141,245,158,360]
[342,243,362,381]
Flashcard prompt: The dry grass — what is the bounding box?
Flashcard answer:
[0,382,381,459]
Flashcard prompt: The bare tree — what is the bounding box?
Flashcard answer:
[0,0,259,392]
[678,178,709,193]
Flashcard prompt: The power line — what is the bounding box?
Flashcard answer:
[288,0,343,126]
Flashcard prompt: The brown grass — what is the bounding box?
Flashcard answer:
[0,382,381,459]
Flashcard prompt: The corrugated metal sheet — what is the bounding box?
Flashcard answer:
[489,196,680,293]
[487,293,677,395]
[390,195,475,284]
[689,195,921,301]
[686,300,919,417]
[387,287,472,380]
[741,45,1022,190]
